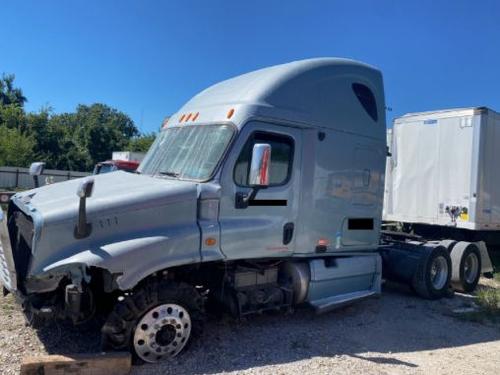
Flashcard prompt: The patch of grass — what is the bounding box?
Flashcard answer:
[456,286,500,324]
[1,303,15,312]
[477,288,500,313]
[452,270,500,324]
[0,295,16,312]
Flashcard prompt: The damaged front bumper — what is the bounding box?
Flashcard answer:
[1,204,70,295]
[1,209,92,324]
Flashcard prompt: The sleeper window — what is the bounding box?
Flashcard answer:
[234,132,293,186]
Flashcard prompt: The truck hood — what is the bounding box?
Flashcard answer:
[13,171,197,222]
[10,172,201,281]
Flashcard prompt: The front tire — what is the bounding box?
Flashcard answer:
[101,280,204,364]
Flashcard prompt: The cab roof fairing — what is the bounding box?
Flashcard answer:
[166,58,386,140]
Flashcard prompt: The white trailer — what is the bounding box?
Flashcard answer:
[384,107,500,231]
[383,107,496,290]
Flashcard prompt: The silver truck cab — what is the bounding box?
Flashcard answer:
[0,58,388,363]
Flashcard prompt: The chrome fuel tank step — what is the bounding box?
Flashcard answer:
[306,254,381,313]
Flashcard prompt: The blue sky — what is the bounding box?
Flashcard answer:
[1,0,499,133]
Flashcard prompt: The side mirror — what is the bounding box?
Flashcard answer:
[76,178,94,198]
[248,143,271,187]
[29,162,45,176]
[29,162,45,188]
[235,143,271,209]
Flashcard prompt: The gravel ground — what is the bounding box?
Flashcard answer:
[1,281,499,375]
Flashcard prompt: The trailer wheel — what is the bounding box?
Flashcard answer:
[101,280,204,364]
[412,245,451,299]
[450,242,481,293]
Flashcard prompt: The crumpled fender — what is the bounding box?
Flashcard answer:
[34,225,200,292]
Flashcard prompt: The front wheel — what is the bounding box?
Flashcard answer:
[102,281,204,364]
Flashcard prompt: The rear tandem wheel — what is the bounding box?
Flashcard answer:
[450,241,481,293]
[412,245,452,300]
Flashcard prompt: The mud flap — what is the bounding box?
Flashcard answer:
[476,241,493,275]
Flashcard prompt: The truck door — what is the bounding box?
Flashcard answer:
[218,121,302,260]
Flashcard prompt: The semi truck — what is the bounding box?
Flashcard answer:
[93,152,146,175]
[0,58,493,364]
[93,160,141,175]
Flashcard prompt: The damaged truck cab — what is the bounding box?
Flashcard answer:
[2,58,392,362]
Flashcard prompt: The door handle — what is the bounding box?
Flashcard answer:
[283,222,294,245]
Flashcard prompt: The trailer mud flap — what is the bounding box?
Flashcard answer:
[306,254,381,313]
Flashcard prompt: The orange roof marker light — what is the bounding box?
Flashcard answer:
[185,113,193,122]
[227,108,235,119]
[179,114,186,123]
[192,112,199,121]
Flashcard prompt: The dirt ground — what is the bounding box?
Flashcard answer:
[1,281,499,375]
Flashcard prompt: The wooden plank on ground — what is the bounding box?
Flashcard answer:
[20,352,131,375]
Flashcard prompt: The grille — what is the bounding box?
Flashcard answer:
[10,210,34,284]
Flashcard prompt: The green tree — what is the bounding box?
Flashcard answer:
[0,74,27,107]
[0,103,26,130]
[127,133,156,152]
[31,111,75,170]
[70,103,140,170]
[0,126,36,167]
[0,72,143,172]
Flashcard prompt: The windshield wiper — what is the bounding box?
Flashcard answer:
[158,171,180,177]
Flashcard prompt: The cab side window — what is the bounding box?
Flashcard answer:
[234,132,294,186]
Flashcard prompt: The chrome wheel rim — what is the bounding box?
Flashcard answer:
[464,253,479,284]
[134,303,191,363]
[430,255,448,290]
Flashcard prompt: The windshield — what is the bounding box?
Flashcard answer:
[139,124,234,181]
[94,163,116,174]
